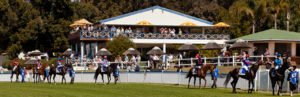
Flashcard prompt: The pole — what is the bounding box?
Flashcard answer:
[232,56,235,66]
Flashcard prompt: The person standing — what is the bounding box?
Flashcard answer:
[211,65,219,88]
[13,58,19,72]
[287,65,298,96]
[21,67,26,83]
[36,59,42,72]
[56,58,63,73]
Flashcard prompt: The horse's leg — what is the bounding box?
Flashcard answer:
[248,80,251,94]
[16,74,19,82]
[101,74,105,85]
[251,79,254,93]
[94,73,98,85]
[193,76,196,88]
[203,78,206,88]
[107,74,110,84]
[64,75,67,84]
[188,77,191,88]
[53,74,56,84]
[277,81,281,96]
[61,75,64,84]
[271,80,276,96]
[10,73,13,83]
[278,81,283,96]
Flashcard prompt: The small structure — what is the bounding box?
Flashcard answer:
[178,43,199,51]
[147,46,164,55]
[96,48,112,56]
[202,41,223,50]
[123,48,140,55]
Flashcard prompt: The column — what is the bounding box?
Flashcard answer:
[202,28,205,35]
[80,42,84,66]
[163,43,166,53]
[95,42,98,57]
[248,42,254,56]
[70,44,73,54]
[291,42,296,56]
[268,42,275,56]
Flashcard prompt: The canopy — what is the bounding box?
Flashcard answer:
[147,46,164,55]
[201,41,222,50]
[63,48,71,56]
[178,43,199,51]
[230,39,251,49]
[123,48,141,55]
[27,50,43,57]
[214,22,230,27]
[24,59,38,65]
[100,6,213,27]
[75,19,93,25]
[96,48,112,56]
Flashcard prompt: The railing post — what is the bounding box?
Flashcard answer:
[232,56,235,66]
[261,55,264,61]
[178,59,181,67]
[147,61,150,68]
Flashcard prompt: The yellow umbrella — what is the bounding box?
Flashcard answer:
[214,22,230,27]
[69,22,85,28]
[136,20,153,25]
[180,21,197,26]
[74,19,93,25]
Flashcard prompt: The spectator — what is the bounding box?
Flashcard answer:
[103,24,108,32]
[160,28,164,34]
[170,28,175,36]
[111,25,116,33]
[121,27,125,34]
[211,65,219,88]
[179,28,182,35]
[137,54,141,66]
[152,54,160,69]
[90,25,94,31]
[287,65,298,96]
[116,27,121,36]
[128,27,132,34]
[124,55,129,69]
[164,28,168,34]
[265,48,270,56]
[130,55,136,71]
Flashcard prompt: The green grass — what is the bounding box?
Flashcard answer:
[0,82,296,97]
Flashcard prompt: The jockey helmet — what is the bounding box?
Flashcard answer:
[104,56,107,59]
[58,57,62,60]
[245,54,249,57]
[277,54,281,57]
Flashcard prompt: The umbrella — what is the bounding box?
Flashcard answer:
[27,50,43,56]
[230,39,251,49]
[180,21,197,26]
[136,20,153,25]
[201,41,223,50]
[96,48,112,56]
[178,43,199,51]
[24,59,38,65]
[69,22,85,28]
[63,48,71,56]
[147,46,164,55]
[74,19,93,25]
[123,48,140,55]
[214,22,230,27]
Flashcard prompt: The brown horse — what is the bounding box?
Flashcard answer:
[33,65,49,83]
[186,64,215,88]
[10,65,22,83]
[49,64,68,84]
[94,63,119,85]
[224,60,264,94]
[269,57,290,96]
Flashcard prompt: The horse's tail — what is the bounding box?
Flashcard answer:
[224,71,232,88]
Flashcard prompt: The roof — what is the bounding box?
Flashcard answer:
[99,6,213,27]
[231,29,300,42]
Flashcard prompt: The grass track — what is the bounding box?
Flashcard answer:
[0,82,296,97]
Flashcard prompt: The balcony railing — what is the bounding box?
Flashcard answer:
[79,30,230,40]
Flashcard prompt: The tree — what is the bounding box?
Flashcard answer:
[107,35,136,59]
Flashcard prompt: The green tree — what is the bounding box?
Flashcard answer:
[107,35,136,59]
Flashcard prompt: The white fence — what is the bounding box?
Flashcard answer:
[1,69,299,93]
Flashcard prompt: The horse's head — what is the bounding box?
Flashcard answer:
[203,64,215,72]
[251,60,264,71]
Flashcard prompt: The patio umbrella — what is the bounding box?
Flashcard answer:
[74,19,93,25]
[147,46,164,55]
[214,22,230,27]
[63,48,71,56]
[136,20,153,25]
[201,41,223,50]
[123,48,140,55]
[27,50,43,57]
[178,43,199,51]
[230,39,251,49]
[24,59,38,65]
[96,48,112,56]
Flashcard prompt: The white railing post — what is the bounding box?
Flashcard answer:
[261,55,264,61]
[178,59,181,67]
[147,60,150,68]
[232,56,235,66]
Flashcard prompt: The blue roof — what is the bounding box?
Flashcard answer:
[99,6,213,25]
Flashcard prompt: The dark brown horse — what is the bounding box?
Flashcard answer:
[186,64,215,88]
[224,60,264,93]
[10,65,22,83]
[94,63,119,85]
[49,64,68,84]
[269,57,290,96]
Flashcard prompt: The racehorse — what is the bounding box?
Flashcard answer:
[269,57,290,96]
[94,63,119,85]
[32,65,50,83]
[224,60,264,93]
[49,64,70,84]
[10,65,22,83]
[186,64,215,88]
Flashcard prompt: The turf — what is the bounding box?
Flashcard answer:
[0,82,296,97]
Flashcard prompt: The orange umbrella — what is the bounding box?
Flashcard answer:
[214,22,230,27]
[136,20,153,25]
[180,21,197,26]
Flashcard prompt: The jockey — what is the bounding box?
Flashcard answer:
[36,59,42,72]
[13,58,19,72]
[193,52,202,74]
[101,56,109,72]
[274,54,282,70]
[239,54,250,75]
[56,57,63,72]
